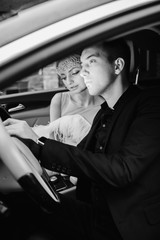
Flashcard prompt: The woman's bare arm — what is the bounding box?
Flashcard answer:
[49,92,62,122]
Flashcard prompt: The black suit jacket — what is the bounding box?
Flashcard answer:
[38,85,160,240]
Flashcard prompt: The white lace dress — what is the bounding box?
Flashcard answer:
[33,114,91,146]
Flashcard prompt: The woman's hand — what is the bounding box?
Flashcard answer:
[3,118,38,142]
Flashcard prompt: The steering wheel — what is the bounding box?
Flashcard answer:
[0,106,11,121]
[0,118,60,212]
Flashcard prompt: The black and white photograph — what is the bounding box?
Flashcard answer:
[0,0,160,239]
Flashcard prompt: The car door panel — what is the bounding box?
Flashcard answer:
[0,89,65,126]
[11,106,50,127]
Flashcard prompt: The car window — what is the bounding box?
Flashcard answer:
[1,62,65,95]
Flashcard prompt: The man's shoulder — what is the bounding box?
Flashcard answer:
[139,85,160,98]
[135,85,160,111]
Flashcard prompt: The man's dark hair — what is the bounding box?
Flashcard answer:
[101,38,131,78]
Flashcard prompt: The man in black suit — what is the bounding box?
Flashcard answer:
[4,39,160,240]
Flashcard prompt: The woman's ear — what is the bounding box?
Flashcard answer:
[114,57,125,74]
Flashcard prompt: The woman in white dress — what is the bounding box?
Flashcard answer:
[34,54,104,146]
[33,54,104,184]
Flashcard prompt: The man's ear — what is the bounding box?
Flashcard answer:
[114,58,125,74]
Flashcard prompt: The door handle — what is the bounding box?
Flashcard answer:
[8,104,25,113]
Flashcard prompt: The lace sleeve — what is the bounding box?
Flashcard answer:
[48,114,91,146]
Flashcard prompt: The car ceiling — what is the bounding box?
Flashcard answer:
[0,0,49,21]
[0,0,111,47]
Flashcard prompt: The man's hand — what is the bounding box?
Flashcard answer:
[3,118,38,142]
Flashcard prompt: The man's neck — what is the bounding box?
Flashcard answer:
[102,80,130,109]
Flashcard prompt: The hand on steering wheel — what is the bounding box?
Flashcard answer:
[0,118,60,213]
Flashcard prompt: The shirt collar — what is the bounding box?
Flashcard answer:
[101,85,138,111]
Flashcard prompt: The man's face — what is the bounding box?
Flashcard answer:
[80,45,115,96]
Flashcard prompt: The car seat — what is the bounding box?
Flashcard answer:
[127,29,160,87]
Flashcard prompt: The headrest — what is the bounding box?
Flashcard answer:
[126,29,160,85]
[126,40,140,83]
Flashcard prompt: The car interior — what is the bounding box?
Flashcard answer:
[0,21,160,239]
[126,29,160,87]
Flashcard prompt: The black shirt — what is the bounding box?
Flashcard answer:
[92,102,114,153]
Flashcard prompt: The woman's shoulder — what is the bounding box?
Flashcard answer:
[61,91,71,104]
[50,91,62,103]
[61,91,69,97]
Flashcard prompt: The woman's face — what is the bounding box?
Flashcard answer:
[57,55,87,93]
[60,65,86,93]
